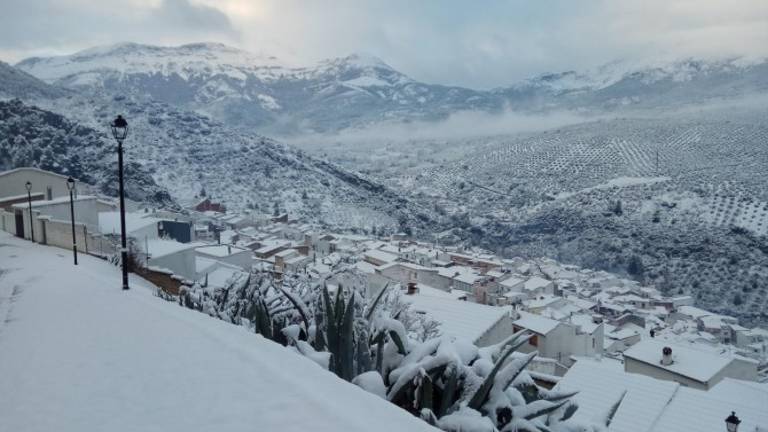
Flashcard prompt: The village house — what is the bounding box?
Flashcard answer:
[513,311,604,368]
[623,339,759,390]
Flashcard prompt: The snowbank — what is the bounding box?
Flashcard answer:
[0,232,436,432]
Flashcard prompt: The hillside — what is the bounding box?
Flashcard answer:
[0,61,436,230]
[0,61,68,100]
[40,92,435,230]
[0,231,437,432]
[0,99,173,205]
[368,115,768,325]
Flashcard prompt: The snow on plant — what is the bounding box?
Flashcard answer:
[175,270,603,431]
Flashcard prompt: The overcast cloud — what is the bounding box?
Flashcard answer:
[1,0,767,88]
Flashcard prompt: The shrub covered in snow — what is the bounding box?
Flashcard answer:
[174,270,607,431]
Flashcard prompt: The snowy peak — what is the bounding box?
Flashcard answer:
[513,57,768,94]
[16,41,286,83]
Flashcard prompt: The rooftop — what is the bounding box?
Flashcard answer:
[514,311,562,335]
[623,339,734,383]
[403,294,511,344]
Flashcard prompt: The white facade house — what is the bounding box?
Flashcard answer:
[403,293,515,347]
[623,339,759,390]
[0,167,78,202]
[556,359,768,432]
[513,312,604,367]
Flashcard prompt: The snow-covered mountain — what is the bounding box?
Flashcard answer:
[0,61,436,230]
[15,42,768,135]
[0,61,68,100]
[0,98,174,205]
[14,43,499,134]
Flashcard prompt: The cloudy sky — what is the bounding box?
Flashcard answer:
[1,0,767,88]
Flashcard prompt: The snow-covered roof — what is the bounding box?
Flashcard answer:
[556,359,678,432]
[623,339,733,383]
[558,359,768,432]
[403,294,511,343]
[11,195,104,209]
[523,276,552,291]
[98,212,160,235]
[196,244,249,257]
[676,305,712,319]
[0,231,436,432]
[364,249,399,263]
[499,276,525,288]
[146,239,204,258]
[513,311,561,335]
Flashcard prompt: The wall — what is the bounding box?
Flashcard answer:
[475,314,516,347]
[0,210,16,235]
[134,266,185,296]
[148,248,198,281]
[624,357,708,390]
[40,218,88,253]
[0,168,73,200]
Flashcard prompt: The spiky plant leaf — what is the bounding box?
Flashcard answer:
[558,403,578,422]
[339,291,356,381]
[418,373,434,411]
[438,364,460,417]
[495,351,537,395]
[389,330,408,355]
[522,400,568,421]
[467,338,530,411]
[365,283,390,321]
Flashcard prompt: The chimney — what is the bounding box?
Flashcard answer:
[661,346,673,366]
[407,282,418,295]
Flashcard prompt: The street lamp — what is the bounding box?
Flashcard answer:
[725,411,741,432]
[111,115,130,290]
[66,177,78,265]
[25,181,34,242]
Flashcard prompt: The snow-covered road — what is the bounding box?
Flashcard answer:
[0,232,435,432]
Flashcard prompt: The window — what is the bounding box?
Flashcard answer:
[592,338,595,349]
[529,334,539,347]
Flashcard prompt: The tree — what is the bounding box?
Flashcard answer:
[627,255,645,279]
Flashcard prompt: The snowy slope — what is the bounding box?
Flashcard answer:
[0,231,436,432]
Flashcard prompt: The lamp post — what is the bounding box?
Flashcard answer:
[111,115,130,290]
[25,181,34,242]
[725,411,741,432]
[66,177,78,265]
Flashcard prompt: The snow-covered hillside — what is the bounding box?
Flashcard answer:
[342,114,768,326]
[0,64,437,231]
[0,231,436,432]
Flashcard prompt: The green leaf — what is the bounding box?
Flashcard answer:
[365,283,390,321]
[389,330,408,355]
[523,400,568,421]
[467,334,532,411]
[339,291,356,381]
[418,373,433,411]
[438,364,459,417]
[496,351,537,394]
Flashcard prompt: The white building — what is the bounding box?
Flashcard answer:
[513,311,604,367]
[623,339,759,390]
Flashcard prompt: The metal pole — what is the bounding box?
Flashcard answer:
[27,190,34,242]
[117,139,130,290]
[69,188,78,265]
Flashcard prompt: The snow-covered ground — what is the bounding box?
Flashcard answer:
[0,232,436,432]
